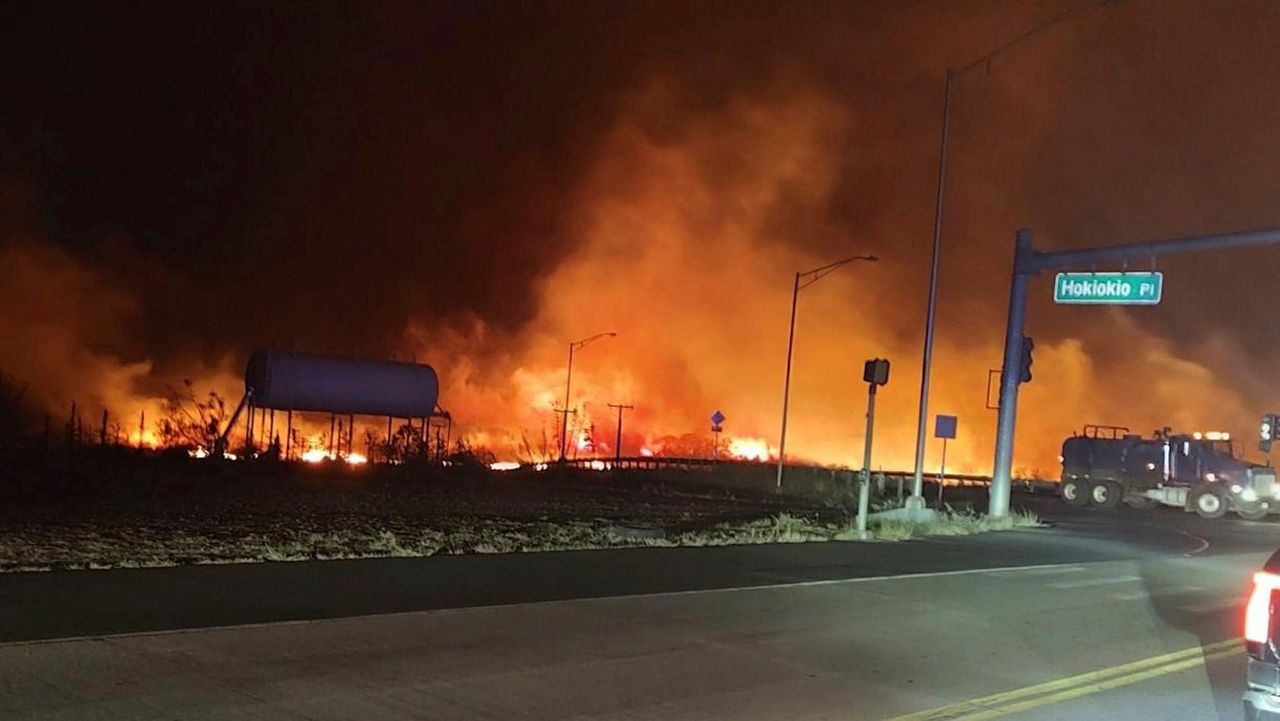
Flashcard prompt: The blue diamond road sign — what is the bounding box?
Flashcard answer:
[1053,271,1162,305]
[710,410,725,426]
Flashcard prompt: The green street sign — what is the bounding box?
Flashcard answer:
[1053,271,1163,305]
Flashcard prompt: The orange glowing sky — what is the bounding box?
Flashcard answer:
[4,1,1280,476]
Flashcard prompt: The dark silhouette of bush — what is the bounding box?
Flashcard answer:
[0,373,35,448]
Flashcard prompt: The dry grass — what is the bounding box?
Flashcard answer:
[870,507,1043,541]
[621,508,1043,548]
[649,513,842,547]
[0,508,1046,571]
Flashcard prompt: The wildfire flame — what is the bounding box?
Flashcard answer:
[128,429,162,448]
[727,437,771,462]
[299,449,366,466]
[300,449,330,463]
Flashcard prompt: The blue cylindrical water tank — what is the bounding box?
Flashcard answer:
[244,350,439,417]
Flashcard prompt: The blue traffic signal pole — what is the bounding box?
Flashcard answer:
[989,225,1280,518]
[989,230,1035,518]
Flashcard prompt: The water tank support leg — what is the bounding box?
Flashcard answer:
[214,391,252,457]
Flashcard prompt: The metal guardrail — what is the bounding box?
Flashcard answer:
[557,457,1058,494]
[561,456,717,471]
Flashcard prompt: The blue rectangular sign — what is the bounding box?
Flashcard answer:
[934,414,957,439]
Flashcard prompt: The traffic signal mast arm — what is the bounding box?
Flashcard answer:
[1017,226,1280,275]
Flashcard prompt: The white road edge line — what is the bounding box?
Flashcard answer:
[987,566,1087,577]
[0,560,1096,648]
[1049,575,1142,589]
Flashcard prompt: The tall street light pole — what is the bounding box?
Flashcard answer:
[776,254,878,490]
[559,331,616,462]
[907,0,1120,510]
[908,69,954,508]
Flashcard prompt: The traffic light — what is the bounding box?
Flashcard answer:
[863,358,890,386]
[1019,335,1034,384]
[1262,413,1276,453]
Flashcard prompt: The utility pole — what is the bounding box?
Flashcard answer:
[607,403,633,465]
[989,225,1280,518]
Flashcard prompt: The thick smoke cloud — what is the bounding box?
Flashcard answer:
[3,0,1280,471]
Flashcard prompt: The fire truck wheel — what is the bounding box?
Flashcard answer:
[1236,502,1270,521]
[1189,484,1227,519]
[1060,478,1090,506]
[1089,480,1122,509]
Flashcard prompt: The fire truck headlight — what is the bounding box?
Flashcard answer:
[1230,483,1242,494]
[1146,462,1156,470]
[1242,488,1258,502]
[1205,472,1217,483]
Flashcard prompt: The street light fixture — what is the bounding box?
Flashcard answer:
[559,331,617,462]
[776,254,878,490]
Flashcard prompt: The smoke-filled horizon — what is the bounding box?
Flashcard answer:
[4,0,1280,473]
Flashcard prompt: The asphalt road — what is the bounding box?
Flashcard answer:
[1,492,1277,720]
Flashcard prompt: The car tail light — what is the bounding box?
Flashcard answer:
[1245,571,1280,644]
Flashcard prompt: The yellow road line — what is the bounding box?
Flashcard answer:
[955,647,1237,721]
[882,638,1239,721]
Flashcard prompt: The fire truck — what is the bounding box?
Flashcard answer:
[1059,425,1277,520]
